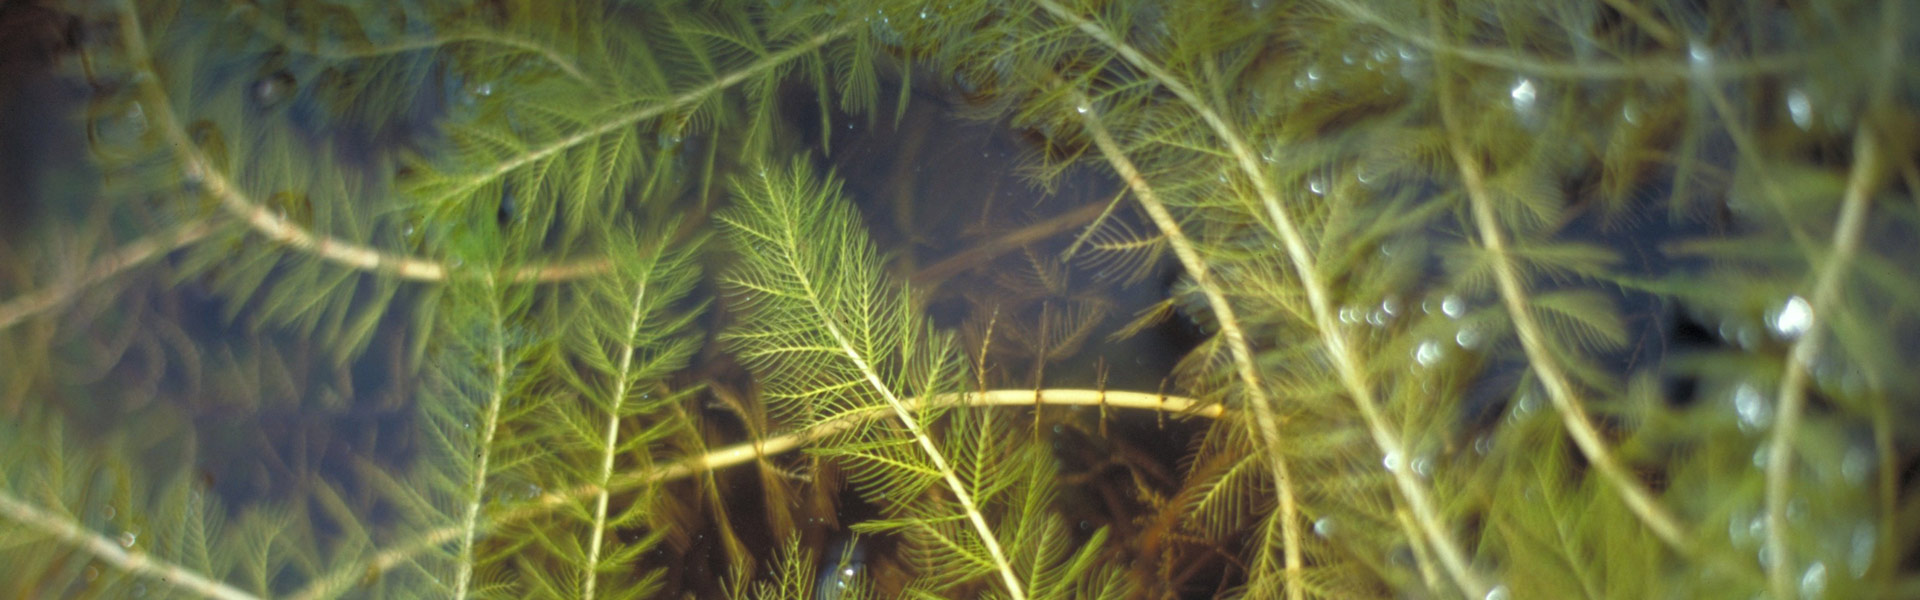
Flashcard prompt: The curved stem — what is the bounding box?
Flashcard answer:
[0,490,260,600]
[1035,1,1483,594]
[114,2,849,284]
[1763,125,1883,599]
[1071,94,1306,599]
[289,388,1214,600]
[0,219,218,332]
[1431,21,1691,551]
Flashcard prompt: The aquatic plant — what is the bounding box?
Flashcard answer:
[1,0,1915,598]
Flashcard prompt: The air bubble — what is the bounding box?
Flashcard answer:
[1313,517,1336,538]
[1732,382,1771,432]
[1473,435,1494,455]
[1339,305,1363,325]
[119,530,137,548]
[1380,296,1401,316]
[1786,88,1814,130]
[1688,41,1714,72]
[1414,340,1444,366]
[1509,77,1537,113]
[1075,102,1090,115]
[1849,523,1875,577]
[1455,326,1482,349]
[1441,295,1465,319]
[1484,585,1511,600]
[1767,295,1812,341]
[1842,446,1872,485]
[1382,451,1403,472]
[1308,174,1327,196]
[1801,561,1828,598]
[252,70,297,108]
[1411,455,1433,478]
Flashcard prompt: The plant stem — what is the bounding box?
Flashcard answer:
[1764,124,1884,599]
[0,490,260,600]
[1431,22,1691,551]
[0,219,217,332]
[290,388,1213,600]
[1070,94,1306,600]
[1035,2,1484,595]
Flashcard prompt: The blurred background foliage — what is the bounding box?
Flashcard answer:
[0,0,1916,598]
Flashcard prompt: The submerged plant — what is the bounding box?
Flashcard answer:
[1,0,1915,598]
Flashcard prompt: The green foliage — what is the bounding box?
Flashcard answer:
[1,0,1916,598]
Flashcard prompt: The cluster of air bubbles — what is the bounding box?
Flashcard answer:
[1507,389,1542,423]
[1716,315,1763,351]
[1729,506,1767,548]
[1731,381,1772,433]
[1410,454,1434,478]
[867,8,904,48]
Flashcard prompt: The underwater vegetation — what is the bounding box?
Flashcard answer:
[1,0,1918,597]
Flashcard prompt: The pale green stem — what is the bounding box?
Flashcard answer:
[289,389,1213,600]
[1432,34,1691,550]
[1764,125,1883,599]
[581,269,656,599]
[451,274,510,600]
[0,490,261,600]
[1071,94,1306,600]
[0,219,217,332]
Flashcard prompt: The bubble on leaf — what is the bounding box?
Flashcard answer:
[1767,295,1812,341]
[1801,561,1827,598]
[1849,523,1875,577]
[1414,340,1444,366]
[1455,326,1482,349]
[1786,88,1814,130]
[1688,40,1714,73]
[119,530,137,548]
[1441,294,1465,319]
[1842,445,1872,485]
[252,70,297,108]
[1732,382,1771,432]
[1509,77,1537,113]
[1382,451,1403,472]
